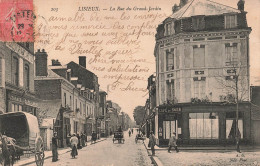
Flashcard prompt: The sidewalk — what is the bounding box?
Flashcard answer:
[14,138,107,166]
[143,139,260,166]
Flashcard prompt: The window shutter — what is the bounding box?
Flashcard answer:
[0,57,2,87]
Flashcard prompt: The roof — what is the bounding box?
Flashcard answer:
[170,0,241,20]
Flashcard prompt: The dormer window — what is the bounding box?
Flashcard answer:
[165,22,174,36]
[225,15,237,29]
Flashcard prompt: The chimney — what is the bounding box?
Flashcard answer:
[79,56,86,68]
[35,49,48,76]
[172,4,179,13]
[237,0,245,11]
[179,0,188,7]
[51,59,61,66]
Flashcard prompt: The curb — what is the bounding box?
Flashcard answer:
[143,142,163,166]
[16,138,107,166]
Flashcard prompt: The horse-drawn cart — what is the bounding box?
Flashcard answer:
[113,132,125,144]
[0,112,45,166]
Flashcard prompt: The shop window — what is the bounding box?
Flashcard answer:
[225,43,238,66]
[12,57,19,86]
[225,15,237,29]
[189,113,219,139]
[193,80,206,99]
[193,45,205,67]
[163,121,177,139]
[24,64,29,90]
[80,102,82,115]
[226,112,243,139]
[166,80,175,102]
[166,49,174,71]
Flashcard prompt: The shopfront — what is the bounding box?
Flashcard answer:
[156,103,251,146]
[157,106,181,145]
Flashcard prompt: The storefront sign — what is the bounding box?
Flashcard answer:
[9,95,23,103]
[159,107,181,113]
[6,42,34,63]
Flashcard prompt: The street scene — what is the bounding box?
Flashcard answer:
[0,0,260,165]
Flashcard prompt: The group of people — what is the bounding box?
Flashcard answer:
[51,131,99,162]
[148,131,179,156]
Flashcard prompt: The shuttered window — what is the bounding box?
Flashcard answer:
[12,57,19,86]
[225,15,237,29]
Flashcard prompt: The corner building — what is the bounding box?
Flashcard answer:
[154,0,251,146]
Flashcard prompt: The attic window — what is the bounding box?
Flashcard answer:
[165,22,175,36]
[225,15,237,29]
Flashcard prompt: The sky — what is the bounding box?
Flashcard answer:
[33,0,260,120]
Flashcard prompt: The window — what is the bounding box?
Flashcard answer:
[166,80,174,102]
[225,15,237,29]
[12,57,19,86]
[24,64,29,90]
[165,22,174,36]
[70,96,72,107]
[193,79,206,99]
[64,92,66,106]
[189,113,219,139]
[25,42,30,49]
[163,121,177,139]
[193,45,205,67]
[225,43,238,66]
[192,16,205,31]
[166,49,174,71]
[80,102,82,115]
[226,112,243,139]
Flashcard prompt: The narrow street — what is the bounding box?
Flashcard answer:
[35,131,152,166]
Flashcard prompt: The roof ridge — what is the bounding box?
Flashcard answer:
[180,0,196,18]
[206,0,240,11]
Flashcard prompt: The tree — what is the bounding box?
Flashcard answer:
[133,106,146,125]
[215,61,249,153]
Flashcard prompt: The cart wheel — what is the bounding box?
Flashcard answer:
[35,136,45,166]
[35,151,45,166]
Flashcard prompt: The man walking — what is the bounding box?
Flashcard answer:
[168,132,179,153]
[148,131,156,156]
[52,132,58,162]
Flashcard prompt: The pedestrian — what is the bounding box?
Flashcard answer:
[148,131,156,156]
[168,132,179,153]
[91,131,96,144]
[77,133,82,149]
[66,133,71,147]
[236,131,241,153]
[52,132,58,162]
[70,133,78,158]
[81,132,86,147]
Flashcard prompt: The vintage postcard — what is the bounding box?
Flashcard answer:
[0,0,260,165]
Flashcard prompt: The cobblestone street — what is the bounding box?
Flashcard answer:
[28,131,152,166]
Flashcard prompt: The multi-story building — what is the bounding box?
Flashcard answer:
[67,56,100,136]
[35,52,96,148]
[154,0,251,146]
[106,100,120,135]
[0,42,38,115]
[99,90,107,137]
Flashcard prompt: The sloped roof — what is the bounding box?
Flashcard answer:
[170,0,241,20]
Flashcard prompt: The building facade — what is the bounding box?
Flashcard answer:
[0,42,39,115]
[154,0,251,146]
[35,52,96,148]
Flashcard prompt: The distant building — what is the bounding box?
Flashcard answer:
[154,0,251,146]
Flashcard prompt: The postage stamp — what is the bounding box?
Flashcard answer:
[0,0,34,42]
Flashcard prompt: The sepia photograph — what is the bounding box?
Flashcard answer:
[0,0,260,165]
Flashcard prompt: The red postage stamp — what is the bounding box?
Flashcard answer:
[0,0,34,42]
